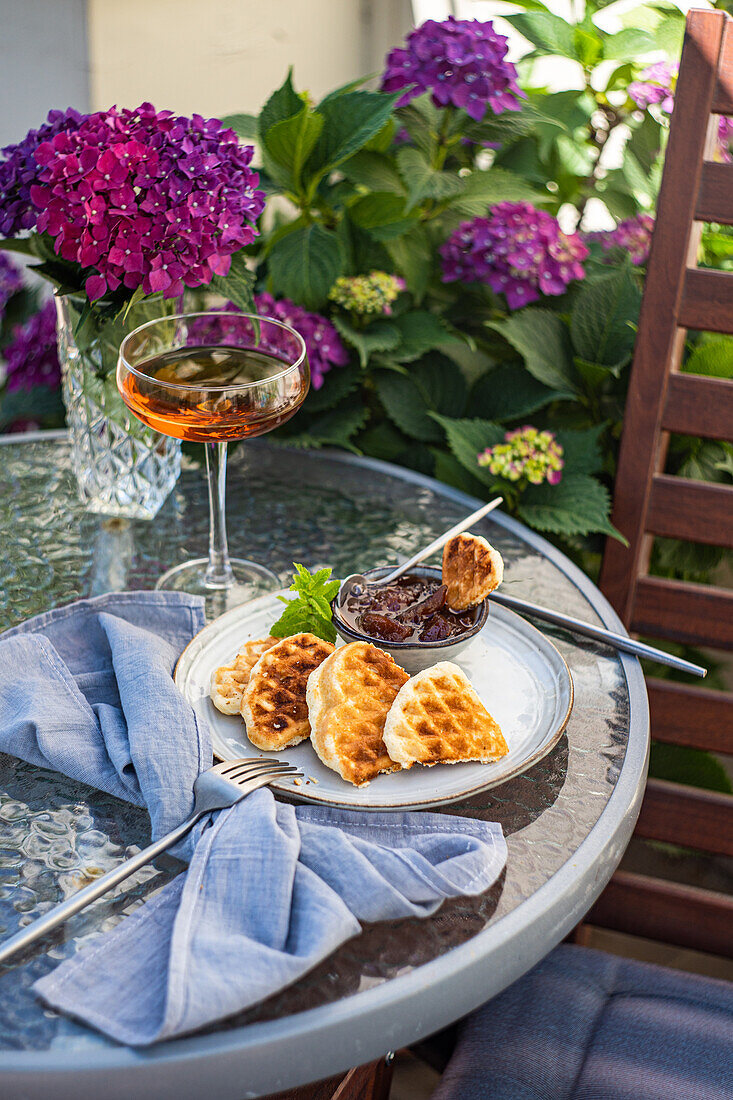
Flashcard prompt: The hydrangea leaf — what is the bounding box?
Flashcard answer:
[469,365,565,421]
[221,113,259,141]
[504,13,579,58]
[210,250,255,313]
[349,193,416,239]
[268,223,345,311]
[264,104,324,188]
[341,151,405,195]
[375,355,468,443]
[278,396,368,452]
[432,449,491,498]
[447,168,544,217]
[259,70,304,140]
[395,147,465,213]
[385,226,431,303]
[487,311,581,394]
[308,90,400,180]
[431,415,504,484]
[601,28,658,61]
[303,361,361,413]
[332,316,401,368]
[683,335,733,379]
[570,265,641,369]
[555,424,606,476]
[518,474,621,538]
[389,311,457,363]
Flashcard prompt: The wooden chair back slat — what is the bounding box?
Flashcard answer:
[648,679,733,754]
[646,474,733,546]
[712,16,733,112]
[630,576,733,650]
[679,268,733,332]
[586,872,733,958]
[599,8,725,619]
[636,779,733,857]
[696,161,733,223]
[663,374,733,440]
[588,10,733,959]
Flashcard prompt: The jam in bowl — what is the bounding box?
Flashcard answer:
[331,565,489,674]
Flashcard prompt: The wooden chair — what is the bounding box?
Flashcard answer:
[588,6,733,959]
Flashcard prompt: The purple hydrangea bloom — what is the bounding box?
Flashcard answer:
[588,213,655,266]
[381,17,524,121]
[0,108,82,237]
[628,62,677,113]
[24,102,264,301]
[440,202,588,309]
[0,254,23,316]
[254,292,349,390]
[629,64,731,160]
[4,300,60,392]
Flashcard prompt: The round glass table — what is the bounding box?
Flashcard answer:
[0,431,649,1098]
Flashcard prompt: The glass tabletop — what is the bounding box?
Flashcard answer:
[0,434,640,1067]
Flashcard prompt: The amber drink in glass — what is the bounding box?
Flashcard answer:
[118,311,308,608]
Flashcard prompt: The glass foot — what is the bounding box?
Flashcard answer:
[156,557,279,618]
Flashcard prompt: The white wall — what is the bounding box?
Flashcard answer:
[87,0,413,118]
[0,0,89,147]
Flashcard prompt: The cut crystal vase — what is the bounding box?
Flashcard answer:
[56,294,181,519]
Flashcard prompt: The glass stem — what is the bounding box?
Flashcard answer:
[204,442,235,589]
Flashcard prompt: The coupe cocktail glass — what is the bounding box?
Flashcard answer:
[117,311,309,608]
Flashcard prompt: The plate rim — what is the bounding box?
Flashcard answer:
[175,591,574,810]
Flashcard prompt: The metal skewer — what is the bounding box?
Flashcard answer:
[338,496,504,605]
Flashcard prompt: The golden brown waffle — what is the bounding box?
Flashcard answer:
[442,532,504,611]
[307,641,409,786]
[242,633,334,750]
[210,637,279,715]
[383,661,508,768]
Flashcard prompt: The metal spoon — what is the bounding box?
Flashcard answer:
[337,496,504,606]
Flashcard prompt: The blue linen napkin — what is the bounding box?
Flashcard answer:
[0,592,507,1046]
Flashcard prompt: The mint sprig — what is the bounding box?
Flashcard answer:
[270,563,340,644]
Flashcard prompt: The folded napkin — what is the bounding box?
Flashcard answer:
[0,592,506,1046]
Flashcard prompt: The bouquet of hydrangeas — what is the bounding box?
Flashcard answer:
[0,103,264,364]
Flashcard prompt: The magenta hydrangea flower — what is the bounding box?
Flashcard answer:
[718,116,733,163]
[381,16,524,121]
[25,102,264,302]
[440,202,588,309]
[3,300,60,392]
[628,62,677,113]
[0,108,82,237]
[254,292,349,390]
[589,213,655,266]
[478,426,563,486]
[0,254,23,316]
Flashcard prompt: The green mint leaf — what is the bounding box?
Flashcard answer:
[269,563,340,644]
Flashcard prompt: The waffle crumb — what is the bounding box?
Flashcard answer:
[293,777,302,786]
[308,776,319,784]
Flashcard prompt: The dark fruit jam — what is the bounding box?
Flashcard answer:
[341,574,478,644]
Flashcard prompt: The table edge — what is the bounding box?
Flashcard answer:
[0,444,650,1097]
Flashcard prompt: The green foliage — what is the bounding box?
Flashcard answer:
[269,563,340,643]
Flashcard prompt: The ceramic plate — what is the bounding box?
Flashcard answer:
[175,592,573,811]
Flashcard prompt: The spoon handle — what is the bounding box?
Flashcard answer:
[490,591,707,677]
[380,497,504,585]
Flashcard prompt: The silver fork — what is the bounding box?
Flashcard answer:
[0,757,302,967]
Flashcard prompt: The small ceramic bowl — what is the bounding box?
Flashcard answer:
[330,564,489,675]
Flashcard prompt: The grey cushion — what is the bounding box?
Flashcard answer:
[432,944,733,1099]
